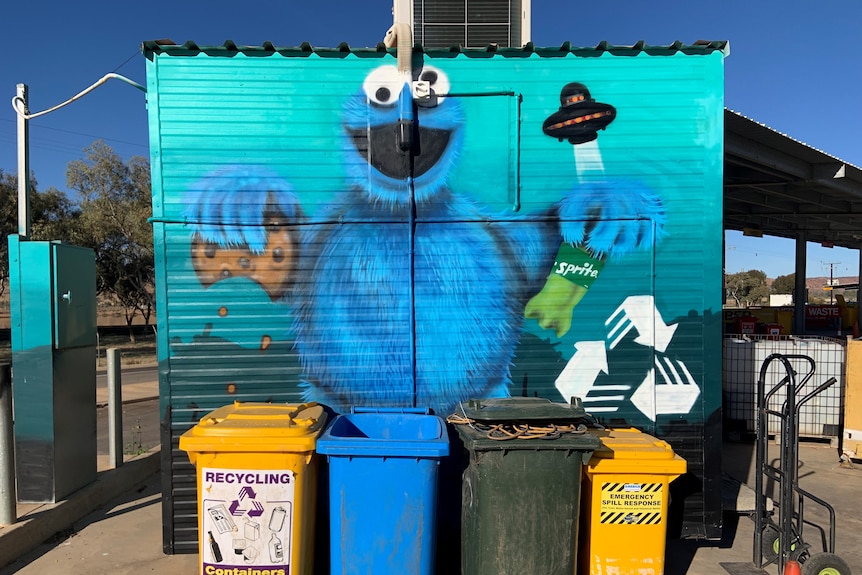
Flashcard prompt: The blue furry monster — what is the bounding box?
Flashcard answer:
[184,64,665,415]
[291,65,665,414]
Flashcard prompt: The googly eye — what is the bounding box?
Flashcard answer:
[416,66,450,107]
[363,65,403,106]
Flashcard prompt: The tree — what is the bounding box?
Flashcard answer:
[771,273,795,295]
[66,141,154,341]
[0,171,15,299]
[1,170,79,299]
[725,269,770,307]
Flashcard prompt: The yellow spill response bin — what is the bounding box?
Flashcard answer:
[580,428,686,575]
[844,339,862,458]
[179,402,328,575]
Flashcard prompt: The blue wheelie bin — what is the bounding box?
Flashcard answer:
[316,407,450,575]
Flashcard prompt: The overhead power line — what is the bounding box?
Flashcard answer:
[0,118,147,150]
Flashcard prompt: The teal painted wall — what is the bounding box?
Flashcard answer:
[148,49,724,422]
[146,45,726,547]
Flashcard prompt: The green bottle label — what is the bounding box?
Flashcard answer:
[551,244,605,289]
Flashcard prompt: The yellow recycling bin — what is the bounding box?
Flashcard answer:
[580,428,686,575]
[179,401,328,575]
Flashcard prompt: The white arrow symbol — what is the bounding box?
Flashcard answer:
[630,369,657,421]
[606,295,678,352]
[630,356,701,421]
[555,341,609,402]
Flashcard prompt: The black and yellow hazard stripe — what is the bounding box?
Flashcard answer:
[599,511,662,525]
[602,482,662,494]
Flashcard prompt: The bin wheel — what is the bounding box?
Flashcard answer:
[801,553,852,575]
[761,525,781,562]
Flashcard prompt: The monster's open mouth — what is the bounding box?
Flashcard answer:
[349,124,451,179]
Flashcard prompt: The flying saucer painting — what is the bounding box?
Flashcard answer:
[542,82,616,145]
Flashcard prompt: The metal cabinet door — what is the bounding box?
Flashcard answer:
[52,243,97,349]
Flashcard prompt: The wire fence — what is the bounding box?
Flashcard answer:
[723,334,846,441]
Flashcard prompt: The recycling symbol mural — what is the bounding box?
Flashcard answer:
[555,295,701,421]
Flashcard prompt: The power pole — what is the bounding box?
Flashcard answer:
[822,261,841,304]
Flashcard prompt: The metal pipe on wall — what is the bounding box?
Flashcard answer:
[0,363,16,525]
[16,83,30,238]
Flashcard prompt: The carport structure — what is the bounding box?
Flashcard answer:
[724,108,862,333]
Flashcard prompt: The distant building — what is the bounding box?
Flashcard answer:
[770,294,792,306]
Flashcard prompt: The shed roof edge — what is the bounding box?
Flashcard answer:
[141,39,729,59]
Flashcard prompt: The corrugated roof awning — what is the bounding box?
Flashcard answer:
[724,109,862,249]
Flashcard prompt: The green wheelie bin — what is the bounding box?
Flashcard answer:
[451,397,600,575]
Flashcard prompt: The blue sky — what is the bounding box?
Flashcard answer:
[2,0,859,279]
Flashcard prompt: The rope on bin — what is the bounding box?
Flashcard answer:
[446,413,589,441]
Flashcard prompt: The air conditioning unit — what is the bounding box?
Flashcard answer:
[408,0,531,48]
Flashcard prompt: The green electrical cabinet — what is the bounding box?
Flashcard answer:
[8,235,98,502]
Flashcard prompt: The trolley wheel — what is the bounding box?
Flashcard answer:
[801,552,852,575]
[762,524,805,563]
[761,524,781,562]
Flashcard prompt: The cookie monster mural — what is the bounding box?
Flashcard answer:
[182,64,665,415]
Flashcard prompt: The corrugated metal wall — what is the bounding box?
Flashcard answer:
[146,43,726,551]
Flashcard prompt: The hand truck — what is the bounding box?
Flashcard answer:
[753,353,851,575]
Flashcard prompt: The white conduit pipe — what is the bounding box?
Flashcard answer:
[11,73,145,120]
[383,22,414,152]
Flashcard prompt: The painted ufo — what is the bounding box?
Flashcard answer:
[542,82,616,144]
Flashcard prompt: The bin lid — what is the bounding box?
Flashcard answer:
[456,397,588,422]
[453,421,601,460]
[587,428,687,475]
[179,401,327,453]
[316,411,449,458]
